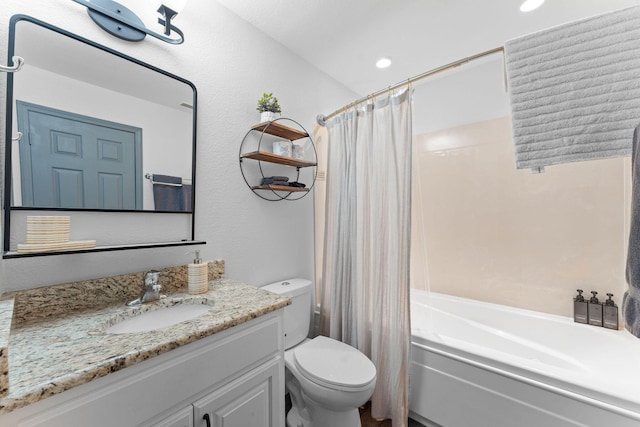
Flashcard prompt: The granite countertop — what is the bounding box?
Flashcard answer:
[0,278,290,415]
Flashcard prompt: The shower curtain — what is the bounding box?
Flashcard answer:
[319,88,412,426]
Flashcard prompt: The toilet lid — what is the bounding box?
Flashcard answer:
[293,336,376,389]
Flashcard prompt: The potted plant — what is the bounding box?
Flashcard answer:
[256,92,282,122]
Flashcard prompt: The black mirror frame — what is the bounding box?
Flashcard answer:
[3,15,201,256]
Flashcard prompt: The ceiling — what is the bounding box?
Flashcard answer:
[217,0,640,98]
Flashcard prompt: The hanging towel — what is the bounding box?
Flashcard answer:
[182,183,193,212]
[505,6,640,170]
[625,124,640,338]
[151,174,185,212]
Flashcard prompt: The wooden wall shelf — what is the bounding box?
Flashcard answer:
[240,118,316,201]
[252,121,308,141]
[251,185,309,193]
[240,151,316,168]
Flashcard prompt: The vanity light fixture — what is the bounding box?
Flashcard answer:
[520,0,545,12]
[71,0,186,44]
[376,56,392,69]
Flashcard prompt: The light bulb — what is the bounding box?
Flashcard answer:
[520,0,544,12]
[376,57,392,69]
[160,0,188,13]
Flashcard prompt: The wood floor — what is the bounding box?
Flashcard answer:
[359,401,425,427]
[286,397,425,426]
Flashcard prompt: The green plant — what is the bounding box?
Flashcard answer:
[256,92,282,113]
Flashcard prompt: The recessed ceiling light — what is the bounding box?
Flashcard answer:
[376,57,392,69]
[520,0,544,12]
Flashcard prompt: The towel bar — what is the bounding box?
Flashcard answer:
[144,173,191,187]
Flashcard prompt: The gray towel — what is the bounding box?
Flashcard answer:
[625,124,640,338]
[152,174,186,212]
[505,6,640,170]
[182,184,193,212]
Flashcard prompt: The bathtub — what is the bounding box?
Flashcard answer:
[409,290,640,427]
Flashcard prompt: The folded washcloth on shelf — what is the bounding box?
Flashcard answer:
[261,176,290,185]
[262,176,289,182]
[288,182,306,188]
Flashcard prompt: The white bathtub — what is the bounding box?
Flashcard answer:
[409,290,640,427]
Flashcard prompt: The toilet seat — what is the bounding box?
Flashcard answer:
[293,336,376,392]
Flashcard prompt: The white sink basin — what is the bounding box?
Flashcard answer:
[106,304,212,334]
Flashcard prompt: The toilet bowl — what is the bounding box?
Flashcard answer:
[261,279,377,427]
[285,336,376,427]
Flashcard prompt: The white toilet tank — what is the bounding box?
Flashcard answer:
[261,278,312,350]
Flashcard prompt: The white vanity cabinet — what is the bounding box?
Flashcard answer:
[153,406,194,427]
[151,360,281,427]
[193,360,280,427]
[0,310,285,427]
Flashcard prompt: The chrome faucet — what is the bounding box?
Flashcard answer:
[127,270,164,306]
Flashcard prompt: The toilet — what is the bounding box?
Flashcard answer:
[262,278,377,427]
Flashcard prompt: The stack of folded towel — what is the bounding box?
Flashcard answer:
[260,176,307,188]
[261,176,290,186]
[25,216,70,244]
[17,216,96,253]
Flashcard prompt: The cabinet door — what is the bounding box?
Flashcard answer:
[152,406,194,427]
[193,360,282,427]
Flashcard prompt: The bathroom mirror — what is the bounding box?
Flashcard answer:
[3,15,201,256]
[5,15,196,213]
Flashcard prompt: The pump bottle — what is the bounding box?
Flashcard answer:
[573,289,588,324]
[188,250,208,294]
[603,293,619,330]
[587,291,603,327]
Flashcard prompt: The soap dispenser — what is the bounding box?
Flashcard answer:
[188,250,208,295]
[603,293,619,330]
[588,291,603,327]
[573,289,588,324]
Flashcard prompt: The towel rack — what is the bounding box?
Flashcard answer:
[1,56,24,73]
[144,173,192,187]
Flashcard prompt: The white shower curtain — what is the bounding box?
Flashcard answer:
[319,88,412,426]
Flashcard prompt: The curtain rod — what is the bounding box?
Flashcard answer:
[317,46,505,126]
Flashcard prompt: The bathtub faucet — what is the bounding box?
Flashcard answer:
[127,270,165,306]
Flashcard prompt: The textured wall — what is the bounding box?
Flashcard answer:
[0,0,356,292]
[411,116,630,318]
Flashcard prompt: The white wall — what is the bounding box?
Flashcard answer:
[413,54,509,135]
[0,0,357,291]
